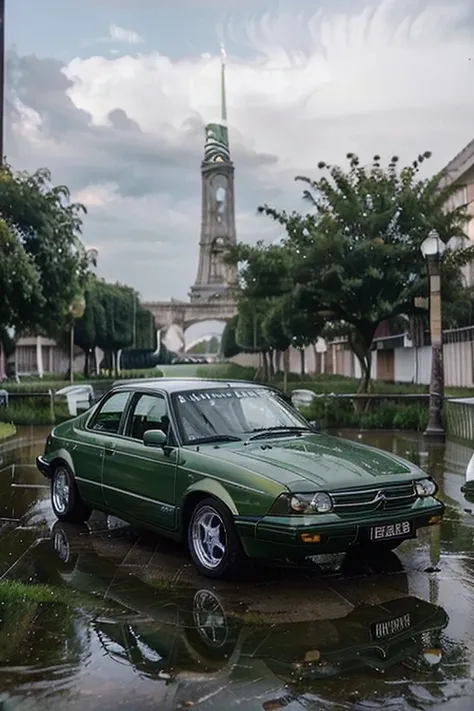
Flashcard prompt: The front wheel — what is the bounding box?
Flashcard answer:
[51,464,92,524]
[187,498,248,579]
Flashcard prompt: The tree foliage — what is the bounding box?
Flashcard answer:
[73,278,157,375]
[228,152,473,391]
[0,218,43,335]
[221,316,241,359]
[0,163,88,338]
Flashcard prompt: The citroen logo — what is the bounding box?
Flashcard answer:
[374,490,386,507]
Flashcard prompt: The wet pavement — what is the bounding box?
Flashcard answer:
[1,427,474,710]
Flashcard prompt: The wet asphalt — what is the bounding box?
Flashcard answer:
[0,427,474,711]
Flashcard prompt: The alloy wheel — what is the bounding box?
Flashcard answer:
[52,467,70,515]
[191,506,227,570]
[193,589,229,648]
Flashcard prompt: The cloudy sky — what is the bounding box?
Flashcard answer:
[7,0,474,316]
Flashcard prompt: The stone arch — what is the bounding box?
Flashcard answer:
[184,319,227,353]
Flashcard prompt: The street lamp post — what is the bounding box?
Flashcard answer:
[0,0,5,165]
[420,230,446,441]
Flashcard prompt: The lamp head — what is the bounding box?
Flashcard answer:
[421,230,446,259]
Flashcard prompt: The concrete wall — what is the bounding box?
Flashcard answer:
[11,330,474,389]
[444,339,474,388]
[12,336,93,377]
[394,346,431,385]
[233,337,474,389]
[353,352,377,382]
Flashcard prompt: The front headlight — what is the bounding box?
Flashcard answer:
[271,491,334,515]
[415,478,437,497]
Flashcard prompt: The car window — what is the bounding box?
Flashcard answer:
[89,391,130,434]
[238,397,276,430]
[173,387,307,443]
[127,394,170,441]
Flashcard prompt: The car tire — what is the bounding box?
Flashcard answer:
[187,497,249,580]
[51,463,92,524]
[51,521,89,573]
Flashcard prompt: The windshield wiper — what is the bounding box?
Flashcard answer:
[188,434,243,445]
[246,426,312,443]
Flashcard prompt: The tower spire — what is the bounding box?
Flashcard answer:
[220,43,227,124]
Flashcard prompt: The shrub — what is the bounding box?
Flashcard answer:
[0,422,16,440]
[0,394,70,426]
[301,396,429,431]
[104,369,164,379]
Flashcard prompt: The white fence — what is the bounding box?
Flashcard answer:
[232,327,474,388]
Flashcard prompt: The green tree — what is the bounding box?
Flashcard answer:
[135,304,156,350]
[208,336,220,354]
[73,277,107,376]
[0,218,44,377]
[0,163,88,338]
[74,279,157,375]
[0,218,43,335]
[252,152,471,392]
[94,282,134,375]
[188,339,208,354]
[221,316,241,359]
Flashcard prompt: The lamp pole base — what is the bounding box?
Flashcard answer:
[423,425,445,443]
[424,340,445,442]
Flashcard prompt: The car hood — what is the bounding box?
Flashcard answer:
[208,433,423,491]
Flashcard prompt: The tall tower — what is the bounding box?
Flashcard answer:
[189,46,237,303]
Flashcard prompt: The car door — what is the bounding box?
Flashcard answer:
[101,391,178,531]
[74,390,133,508]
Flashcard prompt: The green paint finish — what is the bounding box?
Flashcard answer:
[38,379,445,563]
[205,433,418,492]
[204,122,230,163]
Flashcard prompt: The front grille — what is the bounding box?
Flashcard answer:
[331,482,416,514]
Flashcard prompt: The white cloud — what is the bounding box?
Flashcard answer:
[9,0,474,305]
[108,23,144,44]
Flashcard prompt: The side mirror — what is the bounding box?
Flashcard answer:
[143,429,167,448]
[309,420,321,433]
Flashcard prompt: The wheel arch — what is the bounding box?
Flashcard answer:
[181,479,238,533]
[49,449,76,476]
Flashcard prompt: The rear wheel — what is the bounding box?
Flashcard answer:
[51,464,92,524]
[187,497,248,579]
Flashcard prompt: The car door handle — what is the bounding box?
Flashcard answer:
[104,448,115,457]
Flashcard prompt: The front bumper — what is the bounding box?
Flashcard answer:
[36,455,53,479]
[235,498,445,559]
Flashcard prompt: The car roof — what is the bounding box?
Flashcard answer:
[111,377,273,394]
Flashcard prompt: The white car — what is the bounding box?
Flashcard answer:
[462,453,474,499]
[55,384,95,416]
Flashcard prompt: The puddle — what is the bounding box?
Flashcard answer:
[0,428,473,710]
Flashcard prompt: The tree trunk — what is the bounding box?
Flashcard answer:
[268,349,275,379]
[262,351,269,381]
[300,348,305,377]
[283,348,290,393]
[84,349,93,378]
[312,343,319,374]
[348,328,375,413]
[275,350,282,373]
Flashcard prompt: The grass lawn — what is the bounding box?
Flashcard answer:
[2,364,474,399]
[0,422,16,440]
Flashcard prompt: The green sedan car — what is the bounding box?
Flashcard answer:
[36,378,445,579]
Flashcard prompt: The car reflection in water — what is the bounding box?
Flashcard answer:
[41,522,449,695]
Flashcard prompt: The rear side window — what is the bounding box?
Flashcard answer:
[89,392,130,434]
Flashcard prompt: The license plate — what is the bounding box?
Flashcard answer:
[369,521,412,541]
[371,612,411,640]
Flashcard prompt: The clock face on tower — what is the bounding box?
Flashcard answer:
[211,174,227,224]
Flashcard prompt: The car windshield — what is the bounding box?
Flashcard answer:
[172,387,310,444]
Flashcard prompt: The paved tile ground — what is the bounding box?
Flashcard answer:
[0,427,474,711]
